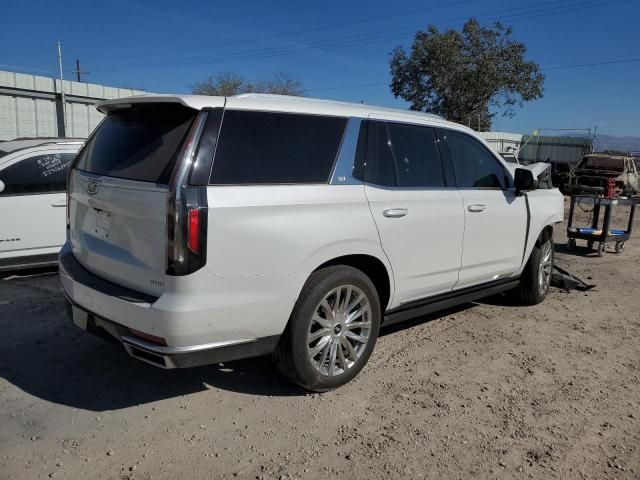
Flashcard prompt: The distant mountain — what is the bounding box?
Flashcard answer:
[593,134,640,153]
[565,132,640,154]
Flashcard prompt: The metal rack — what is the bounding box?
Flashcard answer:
[566,195,639,256]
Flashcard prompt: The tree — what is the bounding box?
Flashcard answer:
[191,72,245,96]
[389,19,544,130]
[191,71,304,96]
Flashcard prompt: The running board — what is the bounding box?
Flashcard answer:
[383,278,520,326]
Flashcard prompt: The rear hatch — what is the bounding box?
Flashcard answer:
[68,103,198,296]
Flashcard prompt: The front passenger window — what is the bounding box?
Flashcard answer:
[446,130,509,189]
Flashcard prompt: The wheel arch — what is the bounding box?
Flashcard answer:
[519,220,556,275]
[537,224,554,246]
[312,254,393,314]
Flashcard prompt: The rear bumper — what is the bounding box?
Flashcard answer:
[59,244,283,368]
[65,296,279,368]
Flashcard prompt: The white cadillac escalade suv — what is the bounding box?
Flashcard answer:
[60,94,563,391]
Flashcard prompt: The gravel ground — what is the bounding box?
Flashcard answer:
[1,198,639,479]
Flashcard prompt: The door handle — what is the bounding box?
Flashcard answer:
[51,201,67,207]
[467,204,486,213]
[383,208,408,218]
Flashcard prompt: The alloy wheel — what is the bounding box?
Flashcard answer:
[307,285,372,376]
[538,240,553,294]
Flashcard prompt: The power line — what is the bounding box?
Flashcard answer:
[543,57,640,70]
[90,0,586,70]
[89,0,481,63]
[306,56,640,92]
[89,0,630,73]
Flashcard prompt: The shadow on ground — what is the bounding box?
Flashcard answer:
[553,241,603,258]
[0,274,522,411]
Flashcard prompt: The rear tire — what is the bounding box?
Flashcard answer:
[275,266,381,392]
[514,230,554,305]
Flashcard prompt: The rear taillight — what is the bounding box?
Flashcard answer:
[66,188,70,228]
[66,169,75,229]
[187,208,200,253]
[166,111,209,276]
[166,187,208,276]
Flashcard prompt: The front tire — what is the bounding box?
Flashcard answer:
[275,266,381,392]
[515,230,554,305]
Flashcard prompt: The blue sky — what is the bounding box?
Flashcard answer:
[2,0,639,137]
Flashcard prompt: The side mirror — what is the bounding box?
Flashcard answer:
[0,179,5,194]
[514,168,535,195]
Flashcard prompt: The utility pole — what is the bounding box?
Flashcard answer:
[74,58,89,82]
[57,41,67,136]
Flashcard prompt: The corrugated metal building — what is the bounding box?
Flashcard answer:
[519,135,592,164]
[479,130,593,164]
[0,70,146,141]
[478,131,522,153]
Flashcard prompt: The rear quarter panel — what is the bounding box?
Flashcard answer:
[205,184,390,277]
[197,184,395,337]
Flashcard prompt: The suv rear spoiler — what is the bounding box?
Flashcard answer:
[96,95,226,114]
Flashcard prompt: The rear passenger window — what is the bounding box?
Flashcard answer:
[387,123,445,187]
[445,130,509,189]
[0,153,75,195]
[210,111,347,184]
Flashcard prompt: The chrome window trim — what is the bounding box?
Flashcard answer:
[330,117,363,186]
[361,183,460,192]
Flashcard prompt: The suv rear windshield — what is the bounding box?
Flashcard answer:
[210,110,347,184]
[75,104,196,184]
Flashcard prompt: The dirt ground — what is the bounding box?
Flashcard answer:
[1,198,639,480]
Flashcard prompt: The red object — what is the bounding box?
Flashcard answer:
[606,178,616,199]
[187,208,200,253]
[129,328,167,346]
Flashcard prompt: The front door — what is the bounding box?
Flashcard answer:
[438,129,527,289]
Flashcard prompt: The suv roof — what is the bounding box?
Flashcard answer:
[96,93,469,131]
[0,137,84,158]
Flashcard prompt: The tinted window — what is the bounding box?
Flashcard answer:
[364,121,396,187]
[352,121,368,182]
[211,111,347,184]
[446,130,509,188]
[387,123,445,187]
[75,104,196,184]
[0,153,75,194]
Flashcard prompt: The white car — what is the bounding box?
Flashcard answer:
[0,138,82,271]
[60,94,563,391]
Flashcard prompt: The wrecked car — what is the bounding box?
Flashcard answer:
[568,154,638,196]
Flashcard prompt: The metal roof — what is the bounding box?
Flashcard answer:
[519,135,593,164]
[0,137,84,158]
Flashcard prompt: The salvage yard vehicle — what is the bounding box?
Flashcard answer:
[0,138,83,271]
[568,154,638,196]
[60,94,563,391]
